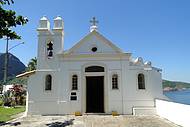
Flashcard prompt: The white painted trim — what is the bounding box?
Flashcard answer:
[136,72,147,91]
[66,31,123,54]
[63,53,131,58]
[84,72,105,76]
[94,31,123,53]
[36,69,58,72]
[43,73,54,94]
[69,72,80,91]
[110,71,121,91]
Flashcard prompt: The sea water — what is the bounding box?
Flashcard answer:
[164,89,190,105]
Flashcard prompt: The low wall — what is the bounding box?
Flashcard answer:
[156,99,190,127]
[133,107,156,115]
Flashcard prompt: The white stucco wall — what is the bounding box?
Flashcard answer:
[27,57,165,115]
[156,99,190,127]
[72,34,117,54]
[27,17,165,115]
[2,85,13,93]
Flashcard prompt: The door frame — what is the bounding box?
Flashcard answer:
[81,63,108,114]
[86,76,104,113]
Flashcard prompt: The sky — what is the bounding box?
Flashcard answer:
[0,0,190,83]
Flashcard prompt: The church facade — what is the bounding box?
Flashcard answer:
[26,16,166,115]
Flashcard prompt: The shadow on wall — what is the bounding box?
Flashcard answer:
[46,119,74,127]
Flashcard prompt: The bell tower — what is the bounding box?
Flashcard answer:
[52,16,64,54]
[37,16,51,69]
[37,16,64,69]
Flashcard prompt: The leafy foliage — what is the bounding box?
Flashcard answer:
[0,0,28,39]
[9,85,26,105]
[1,90,12,106]
[0,76,27,85]
[26,57,37,71]
[1,84,26,107]
[163,80,190,89]
[0,0,14,5]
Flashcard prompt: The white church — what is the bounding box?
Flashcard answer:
[21,16,167,115]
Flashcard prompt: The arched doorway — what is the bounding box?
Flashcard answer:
[85,66,105,113]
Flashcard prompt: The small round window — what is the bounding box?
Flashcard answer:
[91,47,97,52]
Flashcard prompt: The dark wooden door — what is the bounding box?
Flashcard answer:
[86,76,104,113]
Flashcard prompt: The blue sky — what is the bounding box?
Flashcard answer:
[0,0,190,82]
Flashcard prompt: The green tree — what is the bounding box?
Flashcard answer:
[0,0,28,39]
[1,76,27,85]
[26,57,37,71]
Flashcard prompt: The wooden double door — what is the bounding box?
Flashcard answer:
[86,76,104,113]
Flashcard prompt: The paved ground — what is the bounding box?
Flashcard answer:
[1,115,180,127]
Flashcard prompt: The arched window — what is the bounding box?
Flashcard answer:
[47,41,53,57]
[112,74,118,89]
[85,66,104,72]
[138,73,145,89]
[45,75,52,91]
[72,75,78,90]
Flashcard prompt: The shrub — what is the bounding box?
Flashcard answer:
[2,91,12,107]
[9,85,26,106]
[0,100,3,106]
[1,85,26,107]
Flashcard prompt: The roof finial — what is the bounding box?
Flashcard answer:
[90,17,98,26]
[90,17,98,32]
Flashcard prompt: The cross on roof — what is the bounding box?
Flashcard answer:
[90,17,98,26]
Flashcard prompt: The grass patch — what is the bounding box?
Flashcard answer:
[0,106,25,122]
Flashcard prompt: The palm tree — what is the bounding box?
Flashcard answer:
[26,57,37,71]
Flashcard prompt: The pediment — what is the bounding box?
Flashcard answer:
[66,31,122,55]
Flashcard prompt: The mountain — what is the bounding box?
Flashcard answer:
[0,53,26,81]
[163,80,190,91]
